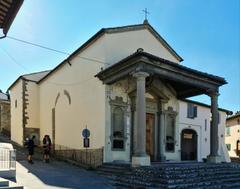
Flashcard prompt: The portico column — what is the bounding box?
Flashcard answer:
[207,90,221,163]
[157,99,166,161]
[132,71,150,166]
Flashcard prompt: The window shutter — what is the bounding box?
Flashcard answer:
[193,106,198,118]
[187,103,190,118]
[187,103,194,118]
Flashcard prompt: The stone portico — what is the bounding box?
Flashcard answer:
[96,50,227,166]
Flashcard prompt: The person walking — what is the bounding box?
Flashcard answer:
[26,135,36,164]
[43,135,52,163]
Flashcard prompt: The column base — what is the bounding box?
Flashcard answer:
[132,155,150,167]
[157,155,166,162]
[207,155,222,163]
[159,155,166,162]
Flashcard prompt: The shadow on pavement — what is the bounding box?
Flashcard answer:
[16,160,113,189]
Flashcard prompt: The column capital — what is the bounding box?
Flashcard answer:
[132,72,149,80]
[207,89,220,97]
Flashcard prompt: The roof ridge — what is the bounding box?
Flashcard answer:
[104,23,146,31]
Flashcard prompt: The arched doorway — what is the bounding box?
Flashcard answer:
[236,140,240,156]
[181,129,197,161]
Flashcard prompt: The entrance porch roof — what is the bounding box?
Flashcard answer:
[95,50,227,98]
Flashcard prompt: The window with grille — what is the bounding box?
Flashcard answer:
[166,114,175,152]
[112,107,124,149]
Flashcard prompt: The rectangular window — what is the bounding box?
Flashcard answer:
[226,127,230,136]
[187,103,197,119]
[15,100,17,108]
[226,144,231,151]
[165,115,175,152]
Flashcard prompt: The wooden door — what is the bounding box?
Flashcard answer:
[146,113,154,159]
[181,129,197,161]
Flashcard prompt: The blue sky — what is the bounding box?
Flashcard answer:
[0,0,239,112]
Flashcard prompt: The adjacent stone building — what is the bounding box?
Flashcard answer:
[9,21,232,166]
[0,90,10,136]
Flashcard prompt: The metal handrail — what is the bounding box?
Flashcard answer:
[0,148,16,170]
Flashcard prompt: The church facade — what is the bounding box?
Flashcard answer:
[9,21,231,166]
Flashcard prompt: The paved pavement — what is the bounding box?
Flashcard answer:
[0,134,113,189]
[14,160,113,189]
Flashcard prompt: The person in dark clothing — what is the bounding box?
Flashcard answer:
[43,135,51,163]
[26,135,36,164]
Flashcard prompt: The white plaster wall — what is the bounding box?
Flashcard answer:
[179,101,210,161]
[10,80,23,145]
[104,29,179,65]
[178,101,229,162]
[25,81,40,129]
[39,35,107,150]
[163,90,180,161]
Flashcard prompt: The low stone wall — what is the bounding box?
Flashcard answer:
[0,101,10,137]
[54,145,103,168]
[231,157,240,163]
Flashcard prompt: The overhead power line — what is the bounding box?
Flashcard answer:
[7,36,70,55]
[0,47,29,71]
[6,36,110,65]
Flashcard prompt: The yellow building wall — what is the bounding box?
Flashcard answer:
[104,29,180,64]
[225,117,240,157]
[38,28,179,150]
[39,35,107,149]
[10,80,23,145]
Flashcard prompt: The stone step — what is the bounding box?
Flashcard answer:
[145,165,240,173]
[97,168,132,176]
[133,172,240,183]
[100,163,240,189]
[111,179,159,189]
[0,179,9,187]
[158,171,240,181]
[0,178,23,189]
[158,176,240,188]
[113,170,240,189]
[98,166,131,172]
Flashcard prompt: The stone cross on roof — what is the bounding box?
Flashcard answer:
[142,8,150,21]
